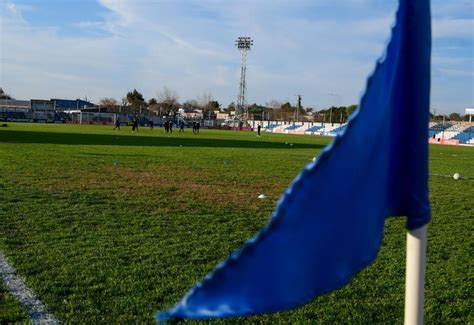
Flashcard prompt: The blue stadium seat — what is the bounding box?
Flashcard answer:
[428,123,452,132]
[266,124,280,130]
[285,124,303,130]
[306,125,323,132]
[451,126,474,144]
[329,125,347,134]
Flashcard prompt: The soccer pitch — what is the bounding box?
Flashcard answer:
[0,123,472,323]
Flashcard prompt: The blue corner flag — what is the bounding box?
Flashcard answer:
[157,0,431,321]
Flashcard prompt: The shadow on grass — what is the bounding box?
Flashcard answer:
[0,130,326,149]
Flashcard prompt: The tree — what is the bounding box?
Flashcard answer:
[448,112,461,121]
[225,102,236,112]
[208,101,220,111]
[345,104,357,117]
[148,98,159,114]
[126,89,146,114]
[121,97,128,107]
[313,105,358,123]
[197,92,213,109]
[280,102,297,120]
[266,100,283,121]
[99,98,119,110]
[197,92,214,118]
[157,87,179,116]
[182,99,199,111]
[0,88,13,100]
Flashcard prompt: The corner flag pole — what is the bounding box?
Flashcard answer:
[404,224,428,325]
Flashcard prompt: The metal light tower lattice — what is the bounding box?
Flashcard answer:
[235,36,253,124]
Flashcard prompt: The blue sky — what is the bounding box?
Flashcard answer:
[1,0,472,114]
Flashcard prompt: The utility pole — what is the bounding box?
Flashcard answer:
[295,94,302,122]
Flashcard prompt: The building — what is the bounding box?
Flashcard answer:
[31,99,54,111]
[52,99,95,111]
[30,99,95,112]
[216,111,229,120]
[0,99,30,112]
[184,109,203,119]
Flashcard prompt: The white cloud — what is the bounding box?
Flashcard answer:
[0,0,472,113]
[433,18,474,39]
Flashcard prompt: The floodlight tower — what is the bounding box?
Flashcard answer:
[235,36,253,124]
[295,94,302,122]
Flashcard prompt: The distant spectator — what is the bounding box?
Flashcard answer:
[257,124,261,137]
[179,121,185,133]
[132,118,139,132]
[113,118,121,131]
[149,119,154,130]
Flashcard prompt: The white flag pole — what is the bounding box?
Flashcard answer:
[404,224,428,325]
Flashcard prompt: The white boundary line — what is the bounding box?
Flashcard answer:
[0,252,58,324]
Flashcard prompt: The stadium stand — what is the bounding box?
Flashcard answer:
[54,112,72,122]
[451,126,474,144]
[328,125,347,135]
[428,122,452,137]
[285,124,304,131]
[265,123,281,130]
[305,125,324,133]
[435,124,468,140]
[320,123,346,135]
[0,111,29,121]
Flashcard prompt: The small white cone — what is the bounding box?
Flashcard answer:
[258,194,267,200]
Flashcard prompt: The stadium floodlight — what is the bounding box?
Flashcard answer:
[235,36,253,124]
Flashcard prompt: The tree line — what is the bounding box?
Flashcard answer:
[98,87,219,117]
[1,87,471,122]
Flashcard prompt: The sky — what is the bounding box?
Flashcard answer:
[0,0,473,114]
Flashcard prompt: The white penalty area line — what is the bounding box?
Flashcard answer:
[0,251,58,325]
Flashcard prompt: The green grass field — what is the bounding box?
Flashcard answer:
[0,123,472,323]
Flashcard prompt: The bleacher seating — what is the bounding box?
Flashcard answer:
[452,126,474,144]
[54,112,72,121]
[429,123,452,132]
[328,125,347,134]
[285,124,303,131]
[306,125,323,133]
[428,123,453,138]
[0,111,28,120]
[266,123,280,130]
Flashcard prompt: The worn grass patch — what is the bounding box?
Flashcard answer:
[0,123,472,323]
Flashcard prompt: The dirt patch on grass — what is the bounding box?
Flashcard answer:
[103,166,283,210]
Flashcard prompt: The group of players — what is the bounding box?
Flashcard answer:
[113,118,200,134]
